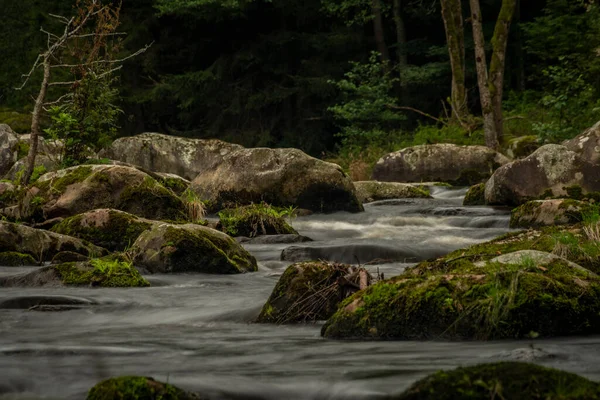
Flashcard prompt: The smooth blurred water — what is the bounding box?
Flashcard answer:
[2,187,600,399]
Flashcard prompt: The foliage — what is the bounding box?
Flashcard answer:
[217,202,297,237]
[180,189,207,224]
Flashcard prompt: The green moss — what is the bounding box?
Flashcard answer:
[118,176,185,221]
[160,177,189,195]
[15,141,29,159]
[54,258,149,287]
[36,166,94,193]
[395,362,600,400]
[218,203,298,237]
[0,251,37,266]
[511,200,597,228]
[87,376,198,400]
[433,182,452,187]
[463,183,486,206]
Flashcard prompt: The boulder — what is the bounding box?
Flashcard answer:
[462,183,485,206]
[321,226,600,340]
[4,155,60,182]
[257,261,370,323]
[87,376,204,400]
[0,258,149,288]
[51,209,154,251]
[371,144,509,185]
[100,132,243,180]
[217,204,297,237]
[485,144,600,206]
[394,362,600,400]
[0,124,18,177]
[0,221,107,262]
[564,120,600,165]
[353,181,431,203]
[191,147,363,213]
[155,172,190,195]
[237,234,312,244]
[131,223,258,274]
[0,181,17,208]
[505,135,540,159]
[0,251,37,266]
[17,164,186,222]
[510,199,596,228]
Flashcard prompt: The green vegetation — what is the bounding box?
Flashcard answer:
[395,362,600,400]
[0,251,37,266]
[86,376,196,400]
[180,189,206,224]
[54,258,149,287]
[218,203,298,237]
[463,183,486,206]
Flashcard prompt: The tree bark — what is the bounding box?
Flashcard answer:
[469,0,498,149]
[393,0,407,67]
[23,56,51,186]
[371,0,390,64]
[441,0,468,121]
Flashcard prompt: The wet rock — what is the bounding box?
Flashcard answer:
[0,295,94,309]
[564,120,600,165]
[237,234,312,244]
[0,259,149,288]
[484,144,600,206]
[353,181,431,204]
[393,362,600,400]
[0,124,19,177]
[322,226,600,340]
[191,147,363,213]
[16,164,186,222]
[86,376,206,400]
[0,251,37,266]
[51,209,154,251]
[510,199,596,228]
[371,144,509,186]
[495,347,561,362]
[131,223,258,274]
[217,204,297,237]
[257,261,370,323]
[463,183,485,206]
[100,132,243,180]
[0,221,107,262]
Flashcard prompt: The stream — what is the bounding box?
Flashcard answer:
[2,186,600,399]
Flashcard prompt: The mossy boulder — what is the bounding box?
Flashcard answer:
[5,155,58,182]
[16,164,186,223]
[100,132,243,180]
[156,172,190,195]
[87,376,204,400]
[131,223,258,273]
[51,209,154,251]
[394,362,600,400]
[0,181,17,208]
[485,145,600,206]
[0,251,37,266]
[564,120,600,165]
[191,147,363,213]
[217,204,297,237]
[510,199,597,228]
[505,135,540,159]
[322,227,600,340]
[0,123,18,177]
[0,258,149,288]
[353,181,431,203]
[51,251,90,264]
[0,221,107,262]
[463,183,486,206]
[256,261,360,323]
[371,144,509,186]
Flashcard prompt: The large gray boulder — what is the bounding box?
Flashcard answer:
[100,132,243,180]
[0,124,18,177]
[353,181,431,203]
[510,199,596,228]
[371,144,509,185]
[191,147,363,213]
[485,144,600,206]
[564,120,600,165]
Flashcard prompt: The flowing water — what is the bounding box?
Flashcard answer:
[2,186,600,399]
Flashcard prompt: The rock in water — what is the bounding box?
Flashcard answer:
[353,181,431,203]
[371,144,509,185]
[191,147,363,213]
[87,376,205,400]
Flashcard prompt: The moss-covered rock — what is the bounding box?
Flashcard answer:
[0,123,18,177]
[322,226,600,340]
[353,181,431,203]
[51,209,153,251]
[505,135,540,159]
[87,376,205,400]
[463,183,486,206]
[0,258,149,288]
[257,261,363,323]
[0,221,107,262]
[157,172,190,196]
[16,164,187,223]
[0,181,18,209]
[50,251,90,264]
[394,362,600,400]
[131,223,258,273]
[510,199,597,228]
[217,203,297,237]
[0,251,37,266]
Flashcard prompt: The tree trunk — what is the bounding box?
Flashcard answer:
[23,56,51,186]
[489,0,517,143]
[393,0,407,67]
[371,0,390,64]
[514,0,525,91]
[441,0,468,121]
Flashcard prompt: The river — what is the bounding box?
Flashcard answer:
[2,186,600,399]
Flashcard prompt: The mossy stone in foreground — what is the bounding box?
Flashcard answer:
[87,376,204,400]
[218,204,297,237]
[0,251,37,266]
[510,199,596,229]
[463,183,485,206]
[55,259,150,287]
[395,362,600,400]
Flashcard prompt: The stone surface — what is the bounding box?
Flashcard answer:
[509,199,596,228]
[0,124,18,177]
[564,120,600,165]
[353,181,431,203]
